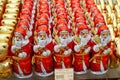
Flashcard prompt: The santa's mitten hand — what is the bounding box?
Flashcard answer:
[103,48,111,54]
[74,44,80,52]
[18,52,27,58]
[42,51,48,56]
[64,50,69,55]
[93,44,102,52]
[54,44,61,52]
[64,49,72,55]
[33,45,39,53]
[67,49,72,54]
[46,50,51,56]
[74,43,83,52]
[84,47,91,53]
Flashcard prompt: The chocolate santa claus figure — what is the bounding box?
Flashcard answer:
[33,25,54,77]
[53,25,73,69]
[11,27,32,78]
[90,25,111,75]
[74,24,91,74]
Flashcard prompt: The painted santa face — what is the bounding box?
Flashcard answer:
[60,31,69,39]
[80,29,89,38]
[15,33,23,41]
[100,30,111,44]
[38,31,47,40]
[100,30,110,39]
[59,31,69,46]
[79,29,90,45]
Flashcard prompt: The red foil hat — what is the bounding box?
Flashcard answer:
[15,27,26,37]
[77,24,89,35]
[97,25,109,36]
[36,25,49,35]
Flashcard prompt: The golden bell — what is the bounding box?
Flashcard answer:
[1,19,17,27]
[5,8,19,14]
[0,43,9,61]
[0,34,11,43]
[3,13,18,20]
[0,26,14,34]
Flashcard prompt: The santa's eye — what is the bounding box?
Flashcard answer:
[39,34,46,38]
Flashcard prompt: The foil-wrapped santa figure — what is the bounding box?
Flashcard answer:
[90,25,111,75]
[74,24,91,74]
[11,27,32,78]
[33,25,54,77]
[53,25,73,69]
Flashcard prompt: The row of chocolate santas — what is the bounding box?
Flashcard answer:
[11,0,37,78]
[2,0,116,79]
[95,0,120,67]
[32,0,54,77]
[51,0,111,75]
[0,0,20,78]
[31,0,111,77]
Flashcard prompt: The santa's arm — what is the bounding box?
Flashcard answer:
[103,48,111,54]
[11,45,16,53]
[27,30,32,38]
[33,45,39,53]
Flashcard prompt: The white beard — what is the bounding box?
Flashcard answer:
[79,35,91,46]
[100,36,111,46]
[38,37,48,47]
[14,38,22,48]
[59,37,70,46]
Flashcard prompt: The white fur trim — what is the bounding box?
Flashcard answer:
[90,70,108,75]
[14,72,33,78]
[62,61,66,69]
[35,71,53,77]
[41,62,47,75]
[100,61,104,72]
[74,71,87,75]
[83,60,87,72]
